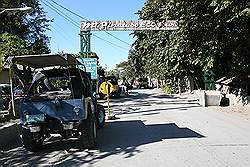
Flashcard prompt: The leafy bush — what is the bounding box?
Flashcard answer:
[161,84,173,94]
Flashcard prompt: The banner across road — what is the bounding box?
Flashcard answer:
[80,20,178,31]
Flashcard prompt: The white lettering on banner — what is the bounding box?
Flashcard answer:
[80,20,178,31]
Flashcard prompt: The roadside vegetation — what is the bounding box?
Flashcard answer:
[119,0,249,92]
[0,0,51,69]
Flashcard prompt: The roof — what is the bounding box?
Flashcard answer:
[216,76,250,86]
[216,77,235,85]
[6,54,82,69]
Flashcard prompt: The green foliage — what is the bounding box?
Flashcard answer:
[132,0,250,89]
[97,65,105,77]
[116,61,131,79]
[116,49,146,80]
[106,70,119,78]
[50,79,69,89]
[0,0,51,66]
[0,33,30,68]
[161,78,178,94]
[0,33,30,56]
[161,85,173,95]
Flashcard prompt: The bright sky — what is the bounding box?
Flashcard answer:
[41,0,146,70]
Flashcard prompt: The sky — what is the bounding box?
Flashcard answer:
[41,0,146,70]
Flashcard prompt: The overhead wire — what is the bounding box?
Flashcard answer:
[42,0,79,28]
[49,0,132,47]
[48,0,89,21]
[47,15,75,43]
[49,23,77,52]
[42,0,128,51]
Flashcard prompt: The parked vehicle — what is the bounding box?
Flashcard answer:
[7,54,105,151]
[0,84,11,120]
[98,75,121,99]
[137,78,149,89]
[0,84,11,111]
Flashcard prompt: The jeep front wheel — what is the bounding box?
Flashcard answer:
[22,128,43,152]
[96,104,105,128]
[79,108,97,148]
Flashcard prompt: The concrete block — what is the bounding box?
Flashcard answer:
[205,91,221,106]
[199,90,206,107]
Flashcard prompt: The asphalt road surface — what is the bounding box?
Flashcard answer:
[1,89,250,167]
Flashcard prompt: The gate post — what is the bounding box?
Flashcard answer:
[204,70,215,90]
[80,31,91,56]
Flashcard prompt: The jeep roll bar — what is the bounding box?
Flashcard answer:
[6,53,86,117]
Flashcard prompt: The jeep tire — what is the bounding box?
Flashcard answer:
[22,128,43,152]
[80,107,97,148]
[96,104,105,128]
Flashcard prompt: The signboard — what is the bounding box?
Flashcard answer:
[99,81,114,95]
[78,58,97,79]
[80,20,178,31]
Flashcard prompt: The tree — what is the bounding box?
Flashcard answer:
[0,33,30,66]
[116,49,144,80]
[0,0,51,67]
[132,0,250,90]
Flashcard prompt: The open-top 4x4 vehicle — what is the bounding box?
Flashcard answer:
[7,54,105,151]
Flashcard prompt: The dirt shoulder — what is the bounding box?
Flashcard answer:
[211,105,250,120]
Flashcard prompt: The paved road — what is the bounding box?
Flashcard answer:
[1,89,250,166]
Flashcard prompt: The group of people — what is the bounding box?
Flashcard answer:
[120,77,133,95]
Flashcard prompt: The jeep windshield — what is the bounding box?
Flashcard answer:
[26,68,89,101]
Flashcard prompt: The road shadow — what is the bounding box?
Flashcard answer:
[106,90,199,108]
[114,105,200,116]
[0,120,204,166]
[108,90,156,103]
[98,120,204,151]
[59,120,205,166]
[149,93,176,99]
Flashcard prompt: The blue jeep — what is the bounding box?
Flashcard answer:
[7,54,105,151]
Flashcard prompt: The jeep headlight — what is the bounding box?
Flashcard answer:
[74,106,80,115]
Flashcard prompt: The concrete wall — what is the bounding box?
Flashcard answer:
[193,90,206,107]
[202,90,249,107]
[205,90,221,106]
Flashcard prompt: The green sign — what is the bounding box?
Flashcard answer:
[79,58,97,79]
[204,70,215,90]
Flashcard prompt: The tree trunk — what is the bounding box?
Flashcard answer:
[178,78,181,95]
[188,75,194,92]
